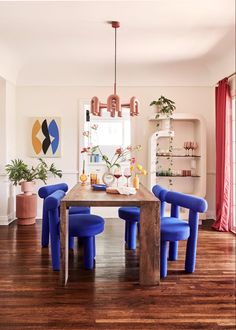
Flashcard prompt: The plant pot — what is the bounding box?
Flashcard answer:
[102,170,115,186]
[20,181,35,195]
[151,104,161,114]
[16,193,37,225]
[160,118,171,130]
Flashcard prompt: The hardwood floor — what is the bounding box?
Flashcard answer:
[0,219,235,330]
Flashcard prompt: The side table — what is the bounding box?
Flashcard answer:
[16,194,37,225]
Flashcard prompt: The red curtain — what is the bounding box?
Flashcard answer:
[212,78,233,231]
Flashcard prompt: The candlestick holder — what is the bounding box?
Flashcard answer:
[80,159,87,185]
[80,173,88,185]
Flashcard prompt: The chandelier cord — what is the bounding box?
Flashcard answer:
[90,21,139,117]
[114,26,117,95]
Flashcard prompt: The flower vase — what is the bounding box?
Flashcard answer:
[102,169,115,186]
[133,175,140,189]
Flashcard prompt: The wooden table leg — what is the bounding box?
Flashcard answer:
[60,202,69,286]
[139,201,160,286]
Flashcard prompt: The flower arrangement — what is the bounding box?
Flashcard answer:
[130,163,147,176]
[81,145,142,170]
[130,162,147,189]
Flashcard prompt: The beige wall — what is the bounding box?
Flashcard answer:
[0,79,16,224]
[15,85,215,218]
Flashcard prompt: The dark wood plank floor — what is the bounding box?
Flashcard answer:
[0,219,235,330]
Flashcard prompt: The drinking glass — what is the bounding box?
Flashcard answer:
[190,141,194,156]
[186,141,191,156]
[114,168,122,187]
[124,167,132,187]
[183,142,188,156]
[193,142,198,156]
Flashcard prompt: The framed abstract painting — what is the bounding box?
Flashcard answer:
[30,117,61,157]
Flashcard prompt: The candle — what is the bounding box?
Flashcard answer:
[83,160,85,174]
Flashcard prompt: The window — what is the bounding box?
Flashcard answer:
[83,104,131,161]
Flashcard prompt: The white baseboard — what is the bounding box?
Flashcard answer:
[0,212,15,225]
[206,209,216,220]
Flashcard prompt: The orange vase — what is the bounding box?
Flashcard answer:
[133,175,140,189]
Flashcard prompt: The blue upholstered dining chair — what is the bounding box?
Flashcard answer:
[44,190,104,270]
[38,183,90,248]
[118,185,167,250]
[160,191,208,278]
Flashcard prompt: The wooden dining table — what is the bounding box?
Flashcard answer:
[60,183,160,286]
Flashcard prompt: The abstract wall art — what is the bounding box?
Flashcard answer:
[30,117,61,157]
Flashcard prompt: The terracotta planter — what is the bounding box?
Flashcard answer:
[16,194,37,225]
[20,181,35,195]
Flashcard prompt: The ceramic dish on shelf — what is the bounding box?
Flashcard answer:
[91,184,107,191]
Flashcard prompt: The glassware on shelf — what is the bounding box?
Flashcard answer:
[189,141,194,156]
[192,142,198,156]
[183,142,188,156]
[124,167,132,187]
[114,167,122,187]
[186,141,191,156]
[183,141,199,156]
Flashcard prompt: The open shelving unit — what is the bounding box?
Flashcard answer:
[148,113,207,219]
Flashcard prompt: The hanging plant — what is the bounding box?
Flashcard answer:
[152,96,176,190]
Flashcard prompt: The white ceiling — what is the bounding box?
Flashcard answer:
[0,0,235,85]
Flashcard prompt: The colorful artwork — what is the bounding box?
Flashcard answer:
[30,117,61,157]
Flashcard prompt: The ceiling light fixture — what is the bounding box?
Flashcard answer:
[91,21,139,118]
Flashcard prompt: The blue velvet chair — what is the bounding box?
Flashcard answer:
[118,207,140,249]
[152,185,168,218]
[160,191,208,278]
[38,183,90,247]
[45,190,104,270]
[118,185,167,250]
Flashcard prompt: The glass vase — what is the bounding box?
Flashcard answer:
[102,169,115,186]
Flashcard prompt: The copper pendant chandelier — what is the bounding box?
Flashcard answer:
[91,21,139,118]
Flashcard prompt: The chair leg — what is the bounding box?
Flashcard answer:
[185,236,197,273]
[125,221,128,243]
[93,236,96,258]
[127,221,137,250]
[49,218,60,271]
[169,241,178,261]
[83,236,95,269]
[137,222,140,237]
[69,236,74,250]
[185,210,198,273]
[41,207,49,247]
[161,241,168,278]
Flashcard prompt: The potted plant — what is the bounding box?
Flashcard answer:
[5,158,62,195]
[150,95,176,116]
[151,96,175,189]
